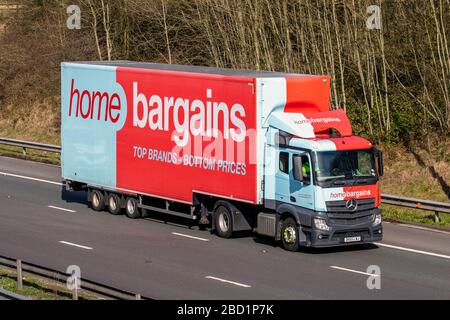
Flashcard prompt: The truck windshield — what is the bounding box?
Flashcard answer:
[314,150,376,186]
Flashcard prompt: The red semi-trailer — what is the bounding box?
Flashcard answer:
[62,61,384,251]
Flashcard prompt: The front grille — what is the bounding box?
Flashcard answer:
[326,198,375,213]
[329,214,373,226]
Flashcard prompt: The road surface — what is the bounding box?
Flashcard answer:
[0,156,449,299]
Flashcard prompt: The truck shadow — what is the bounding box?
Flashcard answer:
[300,243,379,254]
[60,187,89,205]
[252,236,379,254]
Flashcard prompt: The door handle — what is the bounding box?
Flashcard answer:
[290,196,296,202]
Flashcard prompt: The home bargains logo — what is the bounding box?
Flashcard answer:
[68,78,247,148]
[68,79,122,123]
[294,117,341,125]
[330,189,372,199]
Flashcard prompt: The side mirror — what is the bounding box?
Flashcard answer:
[376,149,384,177]
[293,155,304,181]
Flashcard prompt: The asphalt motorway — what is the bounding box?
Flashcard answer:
[0,156,449,299]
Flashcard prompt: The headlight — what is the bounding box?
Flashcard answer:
[373,213,382,226]
[314,218,331,231]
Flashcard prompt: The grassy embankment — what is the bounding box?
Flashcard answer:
[380,140,450,228]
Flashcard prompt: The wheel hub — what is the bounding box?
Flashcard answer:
[92,193,99,207]
[109,196,117,210]
[127,200,135,214]
[283,225,296,244]
[218,213,229,232]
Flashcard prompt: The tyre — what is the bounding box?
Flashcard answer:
[90,189,105,211]
[281,217,300,252]
[107,193,122,215]
[214,205,233,238]
[125,197,141,219]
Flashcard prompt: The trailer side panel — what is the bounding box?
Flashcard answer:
[62,63,259,204]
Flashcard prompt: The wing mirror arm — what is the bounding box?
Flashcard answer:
[375,149,384,177]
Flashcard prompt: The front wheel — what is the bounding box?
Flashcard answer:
[214,206,233,238]
[281,217,300,252]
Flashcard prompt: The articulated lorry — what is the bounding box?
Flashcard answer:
[61,61,383,251]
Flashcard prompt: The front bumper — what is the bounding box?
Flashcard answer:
[303,224,383,248]
[299,209,383,248]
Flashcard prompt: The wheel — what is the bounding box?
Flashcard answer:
[214,205,233,238]
[107,193,122,215]
[281,217,300,252]
[90,189,105,211]
[125,197,141,219]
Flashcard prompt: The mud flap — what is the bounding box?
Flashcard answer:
[298,227,308,246]
[231,210,252,232]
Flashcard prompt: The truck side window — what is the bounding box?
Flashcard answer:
[279,152,289,174]
[300,155,311,184]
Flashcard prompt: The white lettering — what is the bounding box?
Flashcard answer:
[132,83,247,147]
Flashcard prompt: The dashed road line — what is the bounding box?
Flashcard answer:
[59,241,93,250]
[330,266,379,277]
[172,232,209,242]
[48,205,76,213]
[205,276,251,288]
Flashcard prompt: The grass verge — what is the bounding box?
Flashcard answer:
[0,145,60,165]
[382,205,450,229]
[0,267,97,300]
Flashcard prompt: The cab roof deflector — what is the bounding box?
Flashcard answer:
[267,109,352,138]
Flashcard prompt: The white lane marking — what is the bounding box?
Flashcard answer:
[330,266,380,277]
[59,241,93,250]
[0,171,62,186]
[394,223,450,235]
[171,232,209,242]
[48,205,76,213]
[376,243,450,260]
[205,276,251,288]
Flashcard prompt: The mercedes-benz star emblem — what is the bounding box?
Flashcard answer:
[346,198,358,211]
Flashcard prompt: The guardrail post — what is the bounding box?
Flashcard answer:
[71,274,79,300]
[434,211,440,223]
[135,293,141,300]
[22,147,27,156]
[16,259,23,290]
[72,287,78,300]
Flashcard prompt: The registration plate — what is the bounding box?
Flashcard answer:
[344,236,361,243]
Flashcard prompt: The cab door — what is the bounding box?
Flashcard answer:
[274,149,291,203]
[289,153,315,210]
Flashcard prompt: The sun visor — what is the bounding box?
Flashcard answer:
[267,109,352,138]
